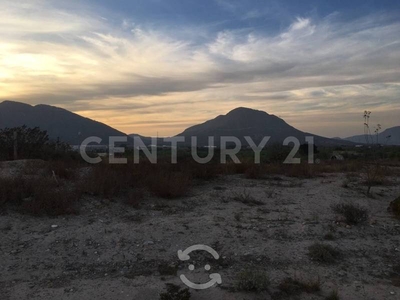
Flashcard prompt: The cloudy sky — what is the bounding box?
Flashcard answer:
[1,0,399,137]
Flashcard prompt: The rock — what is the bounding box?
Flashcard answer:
[51,225,59,229]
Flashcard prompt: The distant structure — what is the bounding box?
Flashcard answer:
[330,153,344,161]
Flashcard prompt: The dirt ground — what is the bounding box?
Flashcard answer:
[1,164,400,300]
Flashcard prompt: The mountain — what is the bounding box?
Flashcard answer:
[0,101,128,145]
[177,107,352,147]
[343,126,400,145]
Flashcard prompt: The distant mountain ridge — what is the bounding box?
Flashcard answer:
[0,101,368,147]
[0,101,128,145]
[177,107,353,146]
[342,126,400,145]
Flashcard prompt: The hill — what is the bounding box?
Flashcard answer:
[0,101,128,145]
[343,126,400,145]
[177,107,352,147]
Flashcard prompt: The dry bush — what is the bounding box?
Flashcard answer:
[201,160,370,180]
[364,163,388,195]
[388,197,400,219]
[285,164,317,178]
[325,290,340,300]
[235,269,270,293]
[278,277,320,295]
[147,171,191,199]
[0,176,80,216]
[22,180,80,216]
[308,243,341,264]
[185,163,220,180]
[124,188,144,208]
[244,164,265,179]
[0,176,34,206]
[81,163,139,198]
[232,189,264,206]
[81,161,192,200]
[21,160,48,175]
[159,283,191,300]
[47,160,79,180]
[331,203,369,225]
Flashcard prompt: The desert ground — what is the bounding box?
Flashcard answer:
[1,160,400,300]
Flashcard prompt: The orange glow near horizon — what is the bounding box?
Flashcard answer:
[1,1,400,138]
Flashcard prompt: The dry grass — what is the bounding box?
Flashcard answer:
[159,284,191,300]
[235,269,270,293]
[278,277,321,295]
[308,243,342,264]
[232,189,264,206]
[147,171,191,199]
[1,156,397,216]
[325,289,340,300]
[331,203,369,225]
[364,163,388,195]
[22,181,80,216]
[47,160,79,180]
[388,196,400,219]
[80,162,139,198]
[0,176,80,216]
[124,188,145,208]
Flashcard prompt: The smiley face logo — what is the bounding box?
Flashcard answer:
[177,244,222,290]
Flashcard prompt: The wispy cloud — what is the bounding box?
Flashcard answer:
[0,0,399,137]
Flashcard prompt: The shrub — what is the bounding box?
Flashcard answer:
[0,176,80,216]
[0,177,34,206]
[81,163,137,198]
[308,243,341,264]
[278,277,320,295]
[47,160,78,180]
[148,172,191,199]
[159,284,191,300]
[331,203,369,225]
[388,197,400,219]
[235,269,269,293]
[325,289,340,300]
[364,163,386,195]
[124,188,144,208]
[233,190,264,206]
[323,233,335,241]
[157,263,178,276]
[22,183,80,216]
[0,126,73,161]
[187,163,220,181]
[244,165,265,179]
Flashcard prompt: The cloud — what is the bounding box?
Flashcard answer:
[1,1,400,137]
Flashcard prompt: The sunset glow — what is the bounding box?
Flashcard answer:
[1,0,400,137]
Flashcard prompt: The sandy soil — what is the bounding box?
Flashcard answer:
[1,168,400,300]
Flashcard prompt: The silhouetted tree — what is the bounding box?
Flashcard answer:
[0,126,71,160]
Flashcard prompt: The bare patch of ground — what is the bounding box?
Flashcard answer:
[1,170,400,300]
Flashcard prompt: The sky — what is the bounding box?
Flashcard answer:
[1,0,400,138]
